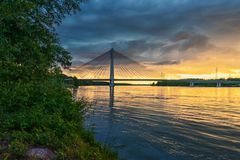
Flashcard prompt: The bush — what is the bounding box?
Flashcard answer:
[0,80,116,159]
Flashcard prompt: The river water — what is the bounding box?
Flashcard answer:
[75,86,240,160]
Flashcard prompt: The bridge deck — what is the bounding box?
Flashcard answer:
[77,79,240,84]
[79,79,164,81]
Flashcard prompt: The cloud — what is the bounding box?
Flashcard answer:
[64,39,165,63]
[149,60,181,66]
[171,31,191,42]
[56,0,240,66]
[163,31,213,53]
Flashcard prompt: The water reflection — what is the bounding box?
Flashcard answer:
[79,86,240,160]
[104,86,115,144]
[109,86,114,108]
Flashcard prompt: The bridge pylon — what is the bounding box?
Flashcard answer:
[110,48,115,87]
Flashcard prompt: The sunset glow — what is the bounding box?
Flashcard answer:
[58,0,240,80]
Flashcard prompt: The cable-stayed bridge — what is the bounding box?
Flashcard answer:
[72,48,162,86]
[67,48,240,87]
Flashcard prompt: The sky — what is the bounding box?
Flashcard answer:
[57,0,240,79]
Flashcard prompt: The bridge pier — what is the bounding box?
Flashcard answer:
[190,82,194,87]
[216,82,222,87]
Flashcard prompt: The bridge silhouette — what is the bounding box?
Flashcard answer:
[68,48,240,87]
[75,48,163,86]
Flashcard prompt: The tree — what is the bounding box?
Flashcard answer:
[0,0,82,82]
[0,1,116,159]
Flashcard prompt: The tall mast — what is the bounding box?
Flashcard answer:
[110,48,114,87]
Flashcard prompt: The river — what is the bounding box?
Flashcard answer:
[75,86,240,160]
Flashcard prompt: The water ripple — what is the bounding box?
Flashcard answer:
[80,86,240,160]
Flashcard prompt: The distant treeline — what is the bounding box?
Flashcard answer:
[63,75,132,86]
[152,79,240,87]
[178,78,240,81]
[62,75,108,86]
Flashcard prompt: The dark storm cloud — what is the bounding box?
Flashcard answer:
[57,0,240,65]
[164,31,213,53]
[171,31,191,42]
[150,60,181,66]
[111,39,165,58]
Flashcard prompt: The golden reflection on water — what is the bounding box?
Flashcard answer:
[77,86,240,126]
[76,86,240,160]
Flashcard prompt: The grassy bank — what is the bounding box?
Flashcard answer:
[0,80,116,159]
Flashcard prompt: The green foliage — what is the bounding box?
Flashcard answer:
[0,81,116,159]
[0,0,116,159]
[0,81,117,159]
[9,140,27,156]
[0,0,80,82]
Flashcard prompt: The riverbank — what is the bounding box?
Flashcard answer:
[0,81,117,159]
